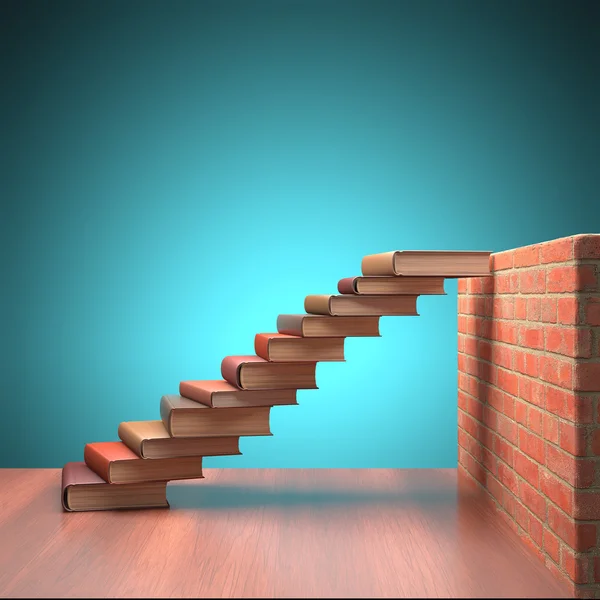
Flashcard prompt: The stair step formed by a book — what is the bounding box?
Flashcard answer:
[62,248,492,511]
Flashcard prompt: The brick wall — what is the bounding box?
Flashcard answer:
[457,234,600,598]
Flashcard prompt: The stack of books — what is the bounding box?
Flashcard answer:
[62,250,491,511]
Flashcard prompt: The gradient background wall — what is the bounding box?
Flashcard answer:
[1,0,598,468]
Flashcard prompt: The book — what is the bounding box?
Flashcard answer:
[180,379,298,408]
[338,276,445,295]
[221,355,318,390]
[62,462,170,512]
[84,441,204,484]
[118,420,242,459]
[255,333,345,362]
[161,394,273,437]
[277,314,381,338]
[361,250,492,277]
[304,294,419,316]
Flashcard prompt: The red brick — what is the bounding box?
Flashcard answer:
[514,449,540,488]
[560,422,588,457]
[519,376,545,408]
[541,237,574,264]
[474,317,493,339]
[586,299,600,327]
[543,528,561,564]
[519,427,546,465]
[458,315,468,333]
[527,297,541,321]
[514,350,539,377]
[495,272,519,294]
[515,399,528,425]
[486,472,504,502]
[478,339,492,362]
[545,387,594,423]
[562,546,591,584]
[494,435,514,466]
[528,405,543,435]
[514,245,540,268]
[546,443,595,488]
[547,265,597,293]
[547,503,597,551]
[540,470,573,515]
[497,368,519,397]
[546,326,592,359]
[463,336,478,357]
[592,430,600,456]
[595,557,600,584]
[503,394,515,420]
[574,490,600,520]
[492,345,513,370]
[519,478,547,520]
[540,297,558,323]
[515,297,527,320]
[458,334,465,353]
[519,269,546,294]
[540,355,573,389]
[558,297,581,325]
[457,279,468,294]
[574,363,600,392]
[515,499,530,531]
[467,395,484,422]
[529,513,543,548]
[520,325,545,350]
[491,251,514,271]
[543,413,560,444]
[498,462,519,495]
[493,321,518,345]
[496,413,518,445]
[482,446,498,475]
[574,234,600,259]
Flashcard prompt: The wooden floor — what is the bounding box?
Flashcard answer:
[0,468,570,598]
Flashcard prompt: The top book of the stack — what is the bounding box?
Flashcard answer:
[361,250,492,277]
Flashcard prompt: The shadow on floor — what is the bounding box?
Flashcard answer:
[167,483,476,511]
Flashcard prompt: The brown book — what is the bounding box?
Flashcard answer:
[84,441,204,484]
[338,276,445,295]
[160,394,273,438]
[304,294,419,316]
[277,314,381,338]
[118,420,242,459]
[62,462,170,512]
[255,333,345,362]
[179,379,298,408]
[221,355,318,390]
[361,250,492,277]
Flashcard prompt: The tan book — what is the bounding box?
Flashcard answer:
[277,314,381,338]
[221,356,318,390]
[338,276,445,295]
[179,379,298,408]
[84,442,204,484]
[62,462,170,512]
[304,294,419,316]
[118,420,242,459]
[361,250,492,277]
[161,394,273,438]
[255,333,345,362]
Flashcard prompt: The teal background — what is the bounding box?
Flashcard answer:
[1,0,598,468]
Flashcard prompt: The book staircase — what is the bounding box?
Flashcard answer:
[62,250,492,512]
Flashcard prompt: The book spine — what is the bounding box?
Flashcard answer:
[83,445,112,483]
[277,314,304,336]
[160,396,175,436]
[304,295,332,315]
[179,381,214,407]
[361,251,398,276]
[254,334,271,361]
[61,469,72,512]
[117,422,143,458]
[337,277,358,295]
[221,356,243,388]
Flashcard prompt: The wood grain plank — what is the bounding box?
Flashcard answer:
[0,468,571,598]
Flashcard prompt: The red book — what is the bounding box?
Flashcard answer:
[84,441,204,484]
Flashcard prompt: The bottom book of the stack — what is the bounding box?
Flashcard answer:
[62,461,170,512]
